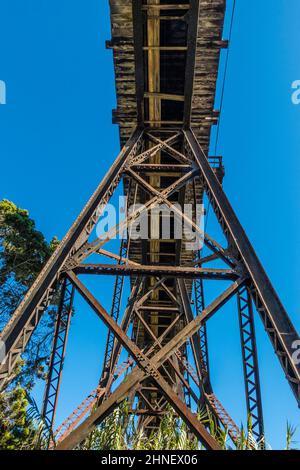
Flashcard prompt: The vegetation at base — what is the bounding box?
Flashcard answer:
[0,394,298,450]
[0,386,32,449]
[76,401,298,451]
[0,386,51,450]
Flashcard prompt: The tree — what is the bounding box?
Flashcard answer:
[0,200,60,449]
[0,386,33,449]
[0,199,59,287]
[0,199,59,388]
[0,386,52,450]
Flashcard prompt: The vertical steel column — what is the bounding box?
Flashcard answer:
[182,344,192,408]
[99,238,128,390]
[192,176,210,380]
[194,275,209,377]
[42,278,75,432]
[237,286,264,443]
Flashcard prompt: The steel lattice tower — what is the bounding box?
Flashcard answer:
[0,0,299,451]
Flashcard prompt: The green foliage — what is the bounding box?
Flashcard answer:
[68,402,298,451]
[0,199,60,387]
[0,199,56,286]
[0,199,59,327]
[75,403,206,451]
[0,199,64,449]
[25,393,53,449]
[143,405,199,450]
[0,386,34,449]
[80,401,131,450]
[286,422,298,450]
[0,386,53,450]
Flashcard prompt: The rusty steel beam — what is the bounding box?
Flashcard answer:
[73,263,238,280]
[177,279,207,387]
[184,128,300,405]
[70,167,199,264]
[237,286,264,443]
[56,275,242,450]
[146,133,192,164]
[126,166,236,268]
[2,0,296,452]
[193,254,210,380]
[97,238,128,392]
[53,386,104,446]
[0,127,144,390]
[128,133,180,166]
[205,393,242,446]
[132,305,199,405]
[100,279,145,399]
[131,163,192,171]
[175,351,242,446]
[42,278,75,434]
[54,354,138,446]
[63,272,223,449]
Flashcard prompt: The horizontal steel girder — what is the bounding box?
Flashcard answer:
[72,263,239,280]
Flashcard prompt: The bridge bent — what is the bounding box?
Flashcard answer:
[0,1,299,450]
[107,0,227,433]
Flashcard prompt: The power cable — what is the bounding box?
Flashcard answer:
[214,0,236,155]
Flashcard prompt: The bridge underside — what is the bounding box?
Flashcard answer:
[0,0,299,451]
[109,0,226,433]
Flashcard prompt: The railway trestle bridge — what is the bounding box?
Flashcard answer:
[0,0,299,451]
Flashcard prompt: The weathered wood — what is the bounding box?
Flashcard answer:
[109,0,225,148]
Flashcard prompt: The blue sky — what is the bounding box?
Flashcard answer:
[0,0,299,449]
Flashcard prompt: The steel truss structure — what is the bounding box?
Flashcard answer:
[42,278,75,430]
[0,0,299,451]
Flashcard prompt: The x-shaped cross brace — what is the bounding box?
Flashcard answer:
[55,272,244,450]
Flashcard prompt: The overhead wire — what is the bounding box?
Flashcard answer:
[214,0,236,156]
[204,0,237,238]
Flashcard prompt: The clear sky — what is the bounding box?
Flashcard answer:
[0,0,299,449]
